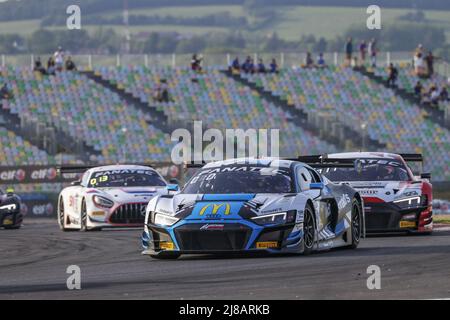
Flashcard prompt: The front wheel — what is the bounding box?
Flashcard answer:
[80,199,88,232]
[302,203,315,255]
[4,225,21,230]
[58,197,68,231]
[350,199,362,249]
[150,253,181,260]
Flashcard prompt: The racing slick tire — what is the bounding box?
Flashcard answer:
[150,253,181,260]
[4,225,21,230]
[350,198,362,249]
[302,203,315,255]
[58,197,68,231]
[80,199,88,232]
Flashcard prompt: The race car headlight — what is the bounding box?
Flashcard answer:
[393,196,425,208]
[0,203,17,211]
[251,210,296,225]
[92,195,114,208]
[154,213,179,226]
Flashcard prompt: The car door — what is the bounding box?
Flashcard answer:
[301,166,337,234]
[67,172,88,222]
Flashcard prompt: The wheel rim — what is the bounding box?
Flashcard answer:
[304,208,314,248]
[352,203,361,242]
[59,198,65,226]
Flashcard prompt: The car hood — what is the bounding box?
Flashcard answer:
[340,181,421,202]
[151,193,299,219]
[88,186,167,204]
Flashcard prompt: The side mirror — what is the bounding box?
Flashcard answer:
[420,173,431,179]
[354,159,363,175]
[310,182,324,190]
[71,180,81,186]
[167,184,179,192]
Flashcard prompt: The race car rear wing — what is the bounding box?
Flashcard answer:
[398,154,430,179]
[399,153,423,162]
[294,155,356,168]
[183,157,357,169]
[56,163,156,174]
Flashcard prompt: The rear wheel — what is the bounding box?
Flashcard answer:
[80,199,88,232]
[302,203,315,255]
[58,197,68,231]
[350,199,362,249]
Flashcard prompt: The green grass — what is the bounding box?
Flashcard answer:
[434,215,450,224]
[0,5,448,42]
[263,6,450,40]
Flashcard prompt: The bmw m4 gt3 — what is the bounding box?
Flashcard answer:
[142,158,364,259]
[316,152,433,234]
[58,165,172,231]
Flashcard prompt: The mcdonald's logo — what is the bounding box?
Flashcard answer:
[199,203,231,216]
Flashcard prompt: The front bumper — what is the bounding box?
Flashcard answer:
[87,202,147,228]
[0,210,22,228]
[364,202,432,233]
[142,219,300,255]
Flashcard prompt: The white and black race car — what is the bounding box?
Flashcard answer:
[58,164,175,231]
[142,157,365,259]
[310,152,433,233]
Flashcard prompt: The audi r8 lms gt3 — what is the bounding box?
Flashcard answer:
[0,187,22,229]
[142,158,365,259]
[314,152,433,234]
[58,165,174,231]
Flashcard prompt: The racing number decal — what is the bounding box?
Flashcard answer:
[90,175,108,186]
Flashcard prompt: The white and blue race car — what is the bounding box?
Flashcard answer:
[142,158,365,259]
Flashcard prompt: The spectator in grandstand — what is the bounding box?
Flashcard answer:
[65,56,77,71]
[153,86,162,102]
[0,83,13,100]
[33,57,46,75]
[47,56,56,75]
[304,52,314,68]
[153,80,171,103]
[386,63,398,87]
[430,86,440,106]
[425,51,438,77]
[414,52,426,76]
[359,40,367,65]
[440,87,449,102]
[54,46,65,72]
[231,57,240,73]
[415,44,424,56]
[257,59,266,73]
[414,81,423,98]
[241,56,252,73]
[270,58,278,73]
[316,53,327,68]
[161,87,170,103]
[345,37,353,66]
[368,38,377,67]
[248,58,256,74]
[191,54,203,72]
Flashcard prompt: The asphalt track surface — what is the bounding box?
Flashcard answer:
[1,219,449,300]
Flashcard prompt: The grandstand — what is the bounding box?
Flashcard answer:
[1,58,449,183]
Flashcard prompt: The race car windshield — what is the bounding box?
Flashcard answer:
[182,166,293,194]
[88,170,166,188]
[320,159,410,182]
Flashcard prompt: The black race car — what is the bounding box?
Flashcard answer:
[0,187,23,229]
